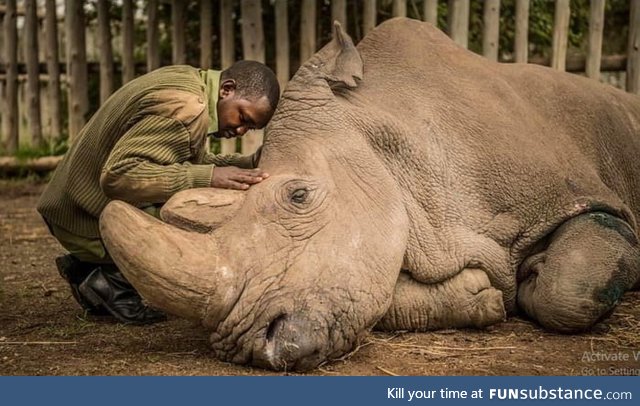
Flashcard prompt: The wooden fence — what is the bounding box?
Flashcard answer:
[1,0,639,162]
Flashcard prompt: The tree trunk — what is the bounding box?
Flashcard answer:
[393,0,406,17]
[628,0,640,93]
[44,0,62,142]
[423,0,438,26]
[147,0,160,72]
[551,0,570,71]
[122,0,135,83]
[97,0,114,103]
[362,0,376,35]
[448,0,469,48]
[3,0,19,153]
[241,0,265,155]
[300,0,316,64]
[65,0,89,142]
[25,0,42,146]
[586,0,605,80]
[514,0,529,63]
[219,0,236,155]
[200,0,213,69]
[482,0,500,61]
[171,0,186,65]
[275,0,289,89]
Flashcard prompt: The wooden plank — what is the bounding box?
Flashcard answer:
[514,0,529,63]
[275,0,289,89]
[65,0,89,143]
[219,0,236,155]
[0,155,63,175]
[393,0,406,17]
[551,0,570,71]
[147,0,160,72]
[300,0,317,64]
[332,0,346,25]
[44,0,61,141]
[97,0,115,103]
[447,0,469,48]
[241,0,265,155]
[586,0,606,80]
[423,0,438,26]
[171,0,186,64]
[627,0,640,93]
[3,0,19,153]
[200,0,213,69]
[362,0,376,35]
[482,0,500,61]
[24,0,42,146]
[122,0,135,83]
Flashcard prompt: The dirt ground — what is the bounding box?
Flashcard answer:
[1,180,638,376]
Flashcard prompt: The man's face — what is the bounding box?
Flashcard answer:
[215,79,273,139]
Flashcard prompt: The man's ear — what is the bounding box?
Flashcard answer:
[219,79,237,99]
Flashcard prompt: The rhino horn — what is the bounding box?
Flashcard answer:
[100,200,238,326]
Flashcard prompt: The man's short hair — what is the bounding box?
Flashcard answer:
[221,61,280,111]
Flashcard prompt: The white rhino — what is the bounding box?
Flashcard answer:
[100,18,640,371]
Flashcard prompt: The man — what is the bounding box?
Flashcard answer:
[38,61,280,324]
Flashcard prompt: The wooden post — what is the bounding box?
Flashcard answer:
[241,0,265,155]
[44,0,61,142]
[514,0,529,63]
[586,0,606,80]
[423,0,438,26]
[219,0,236,155]
[97,0,115,103]
[275,0,289,89]
[3,0,18,153]
[393,0,406,17]
[627,0,640,93]
[122,0,135,83]
[25,0,42,146]
[300,0,317,64]
[147,0,160,72]
[551,0,570,71]
[363,0,376,35]
[482,0,500,61]
[332,0,346,25]
[200,0,213,69]
[448,0,469,48]
[65,0,88,142]
[171,0,186,65]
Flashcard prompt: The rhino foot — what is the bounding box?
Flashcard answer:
[376,268,506,331]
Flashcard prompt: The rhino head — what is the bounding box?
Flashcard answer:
[101,22,410,371]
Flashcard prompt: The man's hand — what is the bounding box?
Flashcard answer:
[211,166,269,190]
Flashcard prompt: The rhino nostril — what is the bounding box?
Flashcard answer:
[266,313,288,341]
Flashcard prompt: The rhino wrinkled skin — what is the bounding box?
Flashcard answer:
[100,18,640,371]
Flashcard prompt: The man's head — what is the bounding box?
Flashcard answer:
[215,61,280,139]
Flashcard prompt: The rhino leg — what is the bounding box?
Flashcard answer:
[375,268,506,331]
[517,212,640,333]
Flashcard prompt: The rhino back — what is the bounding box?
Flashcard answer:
[355,17,640,259]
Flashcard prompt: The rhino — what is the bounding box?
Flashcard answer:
[100,18,640,371]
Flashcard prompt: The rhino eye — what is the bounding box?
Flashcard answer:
[290,188,308,204]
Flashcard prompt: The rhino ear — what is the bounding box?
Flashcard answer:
[311,21,363,90]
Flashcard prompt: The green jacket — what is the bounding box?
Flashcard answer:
[38,65,255,239]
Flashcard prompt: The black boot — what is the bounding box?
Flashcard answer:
[55,255,109,315]
[79,265,167,325]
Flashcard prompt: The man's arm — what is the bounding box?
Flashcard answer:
[200,145,262,169]
[100,115,213,204]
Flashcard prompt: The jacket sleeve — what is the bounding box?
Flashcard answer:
[100,114,214,204]
[200,151,256,169]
